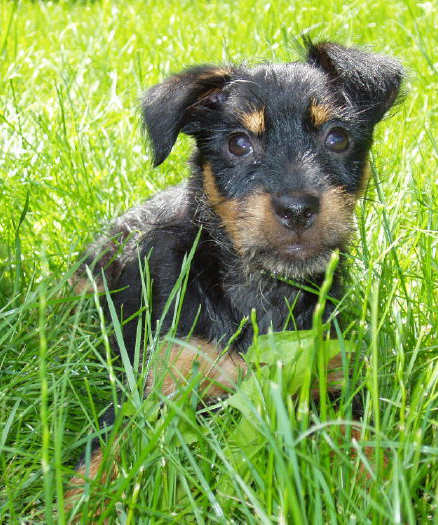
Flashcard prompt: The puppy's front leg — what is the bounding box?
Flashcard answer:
[147,337,247,398]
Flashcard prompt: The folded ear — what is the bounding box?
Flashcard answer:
[141,66,232,166]
[306,41,404,124]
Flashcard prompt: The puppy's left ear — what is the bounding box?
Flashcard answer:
[142,66,232,166]
[306,41,404,124]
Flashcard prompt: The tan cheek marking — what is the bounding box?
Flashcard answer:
[315,187,357,241]
[203,164,240,243]
[203,168,282,253]
[241,192,274,227]
[309,99,333,127]
[241,109,265,135]
[204,167,299,253]
[237,191,297,251]
[146,337,247,398]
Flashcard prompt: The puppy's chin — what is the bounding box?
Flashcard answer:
[242,244,336,281]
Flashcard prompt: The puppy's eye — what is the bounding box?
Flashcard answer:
[228,133,254,157]
[325,128,350,153]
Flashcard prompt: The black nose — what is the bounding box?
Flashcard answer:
[272,193,320,233]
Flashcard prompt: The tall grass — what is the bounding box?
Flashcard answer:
[0,0,437,522]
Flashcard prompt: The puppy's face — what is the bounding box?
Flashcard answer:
[191,65,365,278]
[142,42,403,279]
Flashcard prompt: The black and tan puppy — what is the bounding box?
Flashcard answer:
[68,41,403,495]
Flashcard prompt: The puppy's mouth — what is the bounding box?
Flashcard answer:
[269,226,328,260]
[243,238,336,280]
[278,236,334,260]
[281,239,320,257]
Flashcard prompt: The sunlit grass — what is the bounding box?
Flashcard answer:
[0,0,437,522]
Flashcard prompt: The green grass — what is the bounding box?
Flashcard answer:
[1,0,437,522]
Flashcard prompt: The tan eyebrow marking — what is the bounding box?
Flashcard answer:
[240,108,265,135]
[309,98,333,126]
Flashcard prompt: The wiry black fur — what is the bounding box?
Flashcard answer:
[79,40,403,368]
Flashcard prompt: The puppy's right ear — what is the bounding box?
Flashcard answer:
[306,40,404,125]
[141,66,232,166]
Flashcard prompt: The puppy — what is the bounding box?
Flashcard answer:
[68,40,403,498]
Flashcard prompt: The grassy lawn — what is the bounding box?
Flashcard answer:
[1,0,437,522]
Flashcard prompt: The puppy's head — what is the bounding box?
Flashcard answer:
[142,42,403,279]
